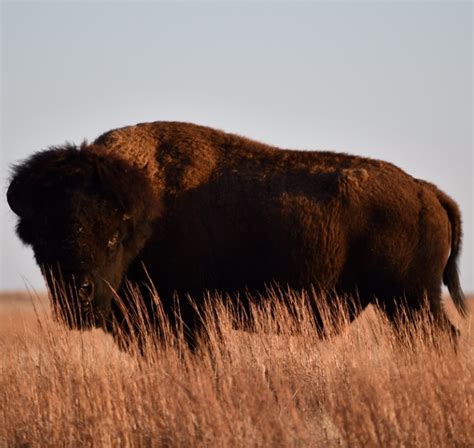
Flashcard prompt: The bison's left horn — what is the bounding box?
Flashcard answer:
[6,177,34,218]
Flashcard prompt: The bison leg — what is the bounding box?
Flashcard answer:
[428,298,460,348]
[309,290,368,339]
[379,287,459,350]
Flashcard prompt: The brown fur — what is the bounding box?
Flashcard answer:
[7,121,467,347]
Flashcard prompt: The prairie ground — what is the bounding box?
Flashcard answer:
[0,290,473,447]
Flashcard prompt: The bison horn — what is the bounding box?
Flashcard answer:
[6,178,35,219]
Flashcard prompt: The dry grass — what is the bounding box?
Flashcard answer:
[1,290,473,447]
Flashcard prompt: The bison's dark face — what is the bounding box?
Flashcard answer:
[7,144,160,330]
[19,192,131,329]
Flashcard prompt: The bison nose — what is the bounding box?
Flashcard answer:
[78,277,94,303]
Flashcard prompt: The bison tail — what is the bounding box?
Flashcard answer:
[436,188,468,317]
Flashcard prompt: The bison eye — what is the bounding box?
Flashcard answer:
[107,233,119,252]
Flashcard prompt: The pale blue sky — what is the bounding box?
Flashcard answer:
[1,2,472,292]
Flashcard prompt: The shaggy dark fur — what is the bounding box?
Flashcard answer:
[7,121,467,347]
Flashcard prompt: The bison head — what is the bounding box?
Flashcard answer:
[7,144,160,329]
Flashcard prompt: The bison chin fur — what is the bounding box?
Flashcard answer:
[7,121,468,353]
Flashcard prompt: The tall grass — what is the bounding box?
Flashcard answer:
[1,290,473,447]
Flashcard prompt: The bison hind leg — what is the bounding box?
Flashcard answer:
[378,286,460,352]
[428,296,460,349]
[308,289,368,339]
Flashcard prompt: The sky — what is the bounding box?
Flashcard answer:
[1,2,472,292]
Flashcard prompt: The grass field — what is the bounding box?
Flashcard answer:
[1,290,473,447]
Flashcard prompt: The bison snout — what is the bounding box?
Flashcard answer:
[78,276,95,305]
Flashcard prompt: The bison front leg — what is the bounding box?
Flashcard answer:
[106,287,172,355]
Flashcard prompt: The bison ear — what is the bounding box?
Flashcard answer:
[7,175,34,219]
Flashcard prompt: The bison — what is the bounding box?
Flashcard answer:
[7,121,467,348]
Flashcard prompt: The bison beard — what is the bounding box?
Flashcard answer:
[7,121,467,351]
